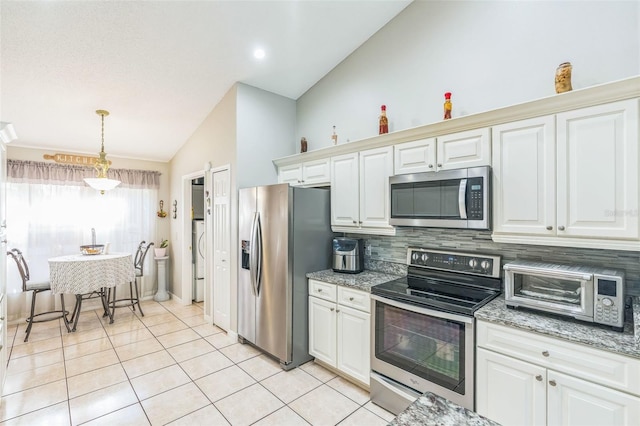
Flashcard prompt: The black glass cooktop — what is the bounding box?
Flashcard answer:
[372,269,502,316]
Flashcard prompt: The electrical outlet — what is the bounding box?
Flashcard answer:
[365,242,372,256]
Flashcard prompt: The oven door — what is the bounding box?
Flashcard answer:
[370,294,475,411]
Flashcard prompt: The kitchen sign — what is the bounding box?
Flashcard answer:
[43,153,111,166]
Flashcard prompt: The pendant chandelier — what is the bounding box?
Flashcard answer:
[84,109,121,194]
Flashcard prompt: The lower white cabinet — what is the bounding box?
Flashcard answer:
[308,279,370,386]
[476,321,640,426]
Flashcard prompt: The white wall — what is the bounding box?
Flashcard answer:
[169,85,237,310]
[236,83,296,189]
[296,0,640,150]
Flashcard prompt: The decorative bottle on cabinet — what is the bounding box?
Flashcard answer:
[444,92,452,119]
[555,62,573,93]
[379,105,389,134]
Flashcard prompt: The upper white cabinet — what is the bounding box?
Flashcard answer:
[278,158,330,187]
[556,100,638,240]
[331,146,395,235]
[436,128,491,171]
[394,137,436,174]
[394,128,490,175]
[492,115,556,236]
[492,99,639,250]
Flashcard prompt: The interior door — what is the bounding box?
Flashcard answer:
[212,169,230,331]
[0,140,7,393]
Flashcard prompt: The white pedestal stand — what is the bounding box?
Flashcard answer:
[154,256,170,302]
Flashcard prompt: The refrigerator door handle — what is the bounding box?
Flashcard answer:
[249,212,262,296]
[255,212,263,296]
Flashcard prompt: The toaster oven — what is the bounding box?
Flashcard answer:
[504,260,625,331]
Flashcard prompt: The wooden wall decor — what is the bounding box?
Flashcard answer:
[43,153,112,166]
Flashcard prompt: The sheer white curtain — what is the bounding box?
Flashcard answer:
[5,160,160,321]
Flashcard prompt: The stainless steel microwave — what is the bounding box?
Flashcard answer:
[389,166,491,230]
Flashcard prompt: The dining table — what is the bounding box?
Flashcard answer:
[48,252,135,331]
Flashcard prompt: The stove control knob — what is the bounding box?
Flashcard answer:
[468,258,478,269]
[481,260,491,271]
[411,252,419,262]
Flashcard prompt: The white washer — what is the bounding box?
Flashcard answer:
[193,220,205,302]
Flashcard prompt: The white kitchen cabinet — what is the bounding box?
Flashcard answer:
[556,100,638,240]
[278,158,330,187]
[308,295,337,366]
[436,128,491,171]
[331,146,395,235]
[492,115,556,236]
[477,348,547,426]
[394,138,436,174]
[308,279,370,386]
[492,99,639,250]
[476,321,640,426]
[393,129,490,175]
[547,371,640,426]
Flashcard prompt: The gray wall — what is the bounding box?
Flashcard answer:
[350,228,640,297]
[296,1,640,152]
[236,83,296,189]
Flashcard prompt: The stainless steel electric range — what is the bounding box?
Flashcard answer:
[370,247,502,415]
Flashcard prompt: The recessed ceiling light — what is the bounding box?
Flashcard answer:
[254,48,266,60]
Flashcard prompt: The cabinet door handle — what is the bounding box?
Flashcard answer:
[535,375,543,381]
[336,309,340,313]
[358,221,362,225]
[437,163,443,167]
[352,220,357,224]
[330,307,334,312]
[428,164,433,168]
[317,288,322,292]
[558,226,565,231]
[546,226,553,231]
[549,379,557,387]
[542,350,550,357]
[349,297,354,301]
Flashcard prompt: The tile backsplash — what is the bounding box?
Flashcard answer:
[347,228,640,297]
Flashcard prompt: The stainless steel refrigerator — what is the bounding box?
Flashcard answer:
[238,183,332,370]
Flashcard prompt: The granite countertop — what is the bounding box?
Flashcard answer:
[389,392,500,426]
[475,296,640,359]
[306,269,402,292]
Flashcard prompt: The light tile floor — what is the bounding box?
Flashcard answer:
[1,299,395,426]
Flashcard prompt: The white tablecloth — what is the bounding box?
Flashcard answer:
[48,253,135,295]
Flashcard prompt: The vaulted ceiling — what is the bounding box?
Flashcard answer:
[0,1,411,162]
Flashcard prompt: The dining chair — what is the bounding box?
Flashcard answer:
[7,248,71,342]
[108,241,154,319]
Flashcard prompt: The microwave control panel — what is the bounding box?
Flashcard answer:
[467,177,484,220]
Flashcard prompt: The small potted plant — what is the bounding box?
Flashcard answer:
[155,239,169,258]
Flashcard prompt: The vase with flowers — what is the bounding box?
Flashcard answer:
[154,239,169,258]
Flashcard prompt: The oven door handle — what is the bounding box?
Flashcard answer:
[371,294,473,324]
